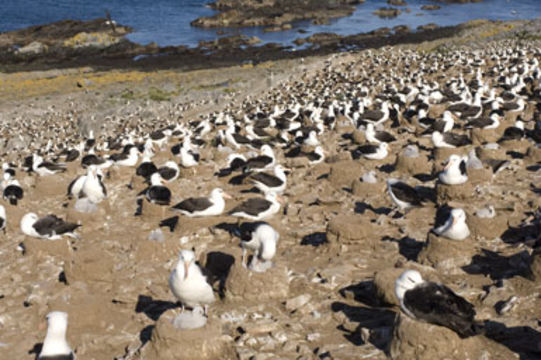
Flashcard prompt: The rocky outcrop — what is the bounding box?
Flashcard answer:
[191,0,364,29]
[373,7,402,18]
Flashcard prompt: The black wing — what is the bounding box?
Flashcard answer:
[3,185,23,205]
[230,198,272,216]
[404,282,477,338]
[245,155,273,170]
[158,167,177,180]
[34,215,80,236]
[249,172,284,187]
[38,353,75,360]
[239,221,268,241]
[390,182,423,206]
[147,186,171,205]
[172,197,214,212]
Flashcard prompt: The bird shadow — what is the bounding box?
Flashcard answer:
[139,324,155,346]
[381,235,424,261]
[300,232,328,247]
[159,216,179,232]
[500,223,541,245]
[331,301,396,353]
[484,320,541,359]
[354,201,392,216]
[204,251,235,299]
[461,248,531,281]
[28,343,42,360]
[135,295,178,321]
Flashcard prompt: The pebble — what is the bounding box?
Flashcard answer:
[285,294,311,311]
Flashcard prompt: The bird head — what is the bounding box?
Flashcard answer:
[395,270,424,302]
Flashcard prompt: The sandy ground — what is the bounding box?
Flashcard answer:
[1,18,541,360]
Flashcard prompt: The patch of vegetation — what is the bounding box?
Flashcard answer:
[148,87,173,101]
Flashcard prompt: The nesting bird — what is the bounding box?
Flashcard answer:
[432,208,470,240]
[172,188,231,217]
[439,155,468,185]
[20,213,81,240]
[395,270,480,338]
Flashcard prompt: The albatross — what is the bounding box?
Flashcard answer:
[439,155,468,185]
[169,249,215,314]
[395,270,480,338]
[172,188,231,217]
[238,222,279,272]
[20,213,81,240]
[38,311,74,360]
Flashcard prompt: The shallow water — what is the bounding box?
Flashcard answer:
[2,0,541,47]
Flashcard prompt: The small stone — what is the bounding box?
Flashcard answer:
[285,294,311,312]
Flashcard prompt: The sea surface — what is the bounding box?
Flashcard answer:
[2,0,541,47]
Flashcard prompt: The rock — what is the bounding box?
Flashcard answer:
[418,232,475,273]
[390,313,517,360]
[421,4,441,10]
[387,0,406,5]
[326,215,383,246]
[393,25,410,33]
[328,160,364,188]
[351,179,384,198]
[15,41,48,56]
[142,309,235,360]
[285,294,311,312]
[226,260,289,302]
[373,268,406,306]
[468,214,508,239]
[373,7,402,18]
[467,167,492,184]
[436,181,474,205]
[63,31,121,49]
[417,23,439,31]
[312,18,330,25]
[395,152,432,176]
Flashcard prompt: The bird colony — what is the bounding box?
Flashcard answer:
[2,39,541,359]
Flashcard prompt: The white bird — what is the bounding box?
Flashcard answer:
[439,155,468,185]
[21,213,81,240]
[112,147,139,167]
[80,166,106,203]
[354,142,388,160]
[172,188,231,217]
[433,208,470,240]
[238,222,279,272]
[395,270,479,338]
[39,311,74,360]
[169,249,215,314]
[249,165,289,194]
[179,146,199,168]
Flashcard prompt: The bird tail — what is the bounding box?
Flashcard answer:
[9,197,17,206]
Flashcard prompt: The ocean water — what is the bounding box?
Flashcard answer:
[2,0,541,47]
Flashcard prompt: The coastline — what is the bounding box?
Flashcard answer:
[0,16,531,74]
